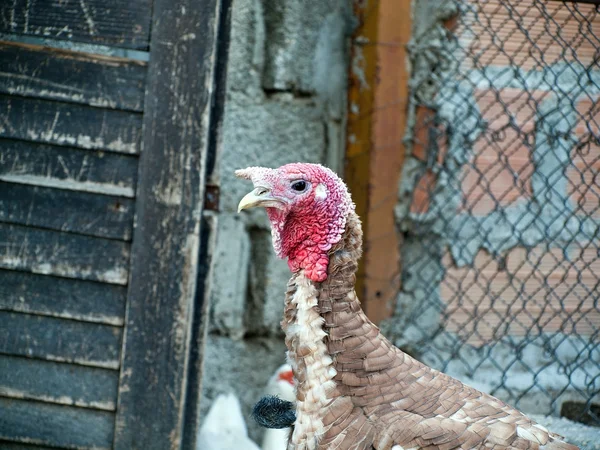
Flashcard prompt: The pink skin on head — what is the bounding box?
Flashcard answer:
[236,163,354,282]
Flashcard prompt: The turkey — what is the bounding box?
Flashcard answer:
[197,393,261,450]
[261,364,296,450]
[236,163,579,450]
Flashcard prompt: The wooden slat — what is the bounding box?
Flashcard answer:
[0,443,56,450]
[0,354,118,410]
[0,311,121,369]
[113,0,228,447]
[0,138,138,198]
[0,223,130,284]
[0,0,152,50]
[0,181,134,240]
[0,95,142,154]
[0,41,147,111]
[0,270,126,325]
[0,397,114,449]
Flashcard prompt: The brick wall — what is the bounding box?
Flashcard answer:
[442,1,600,346]
[390,0,600,418]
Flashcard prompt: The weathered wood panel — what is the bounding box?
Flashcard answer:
[113,0,228,447]
[0,224,130,284]
[0,181,134,240]
[0,312,121,369]
[0,397,114,449]
[0,95,142,154]
[0,442,58,450]
[0,41,146,111]
[0,354,118,410]
[0,138,138,197]
[0,270,126,325]
[0,0,152,50]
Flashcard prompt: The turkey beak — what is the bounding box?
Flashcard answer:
[238,187,286,213]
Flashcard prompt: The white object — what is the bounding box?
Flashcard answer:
[198,393,261,450]
[262,364,295,450]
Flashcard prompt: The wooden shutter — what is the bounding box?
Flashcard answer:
[0,0,228,448]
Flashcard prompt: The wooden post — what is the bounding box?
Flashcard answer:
[113,0,230,448]
[345,0,412,324]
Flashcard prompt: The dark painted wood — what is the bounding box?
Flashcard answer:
[0,138,138,197]
[0,224,130,284]
[0,443,56,450]
[113,0,229,447]
[0,311,121,369]
[0,41,146,111]
[0,95,142,154]
[0,397,114,449]
[0,0,152,50]
[0,181,134,240]
[0,269,126,325]
[0,354,118,410]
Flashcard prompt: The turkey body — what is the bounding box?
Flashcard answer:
[198,393,261,450]
[282,213,577,450]
[236,163,578,450]
[262,365,296,450]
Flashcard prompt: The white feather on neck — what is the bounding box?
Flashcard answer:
[286,272,337,450]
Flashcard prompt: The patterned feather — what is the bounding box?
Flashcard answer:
[281,211,579,450]
[236,163,579,450]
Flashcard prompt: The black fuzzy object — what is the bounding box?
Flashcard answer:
[252,395,296,429]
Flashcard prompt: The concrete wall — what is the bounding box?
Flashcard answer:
[386,0,600,420]
[200,0,354,441]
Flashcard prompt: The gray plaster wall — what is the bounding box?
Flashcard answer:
[200,0,354,441]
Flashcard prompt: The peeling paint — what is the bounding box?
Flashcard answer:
[0,174,135,197]
[0,388,116,411]
[24,129,138,154]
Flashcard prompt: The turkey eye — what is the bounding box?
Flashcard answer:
[291,181,307,192]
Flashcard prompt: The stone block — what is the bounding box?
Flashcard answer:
[245,228,290,336]
[262,0,352,95]
[219,93,326,217]
[226,0,265,96]
[209,214,250,339]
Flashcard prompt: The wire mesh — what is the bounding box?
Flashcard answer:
[393,0,600,425]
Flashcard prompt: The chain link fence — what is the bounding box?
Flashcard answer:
[389,0,600,425]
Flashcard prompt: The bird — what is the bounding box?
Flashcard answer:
[198,393,261,450]
[236,163,579,450]
[261,364,297,450]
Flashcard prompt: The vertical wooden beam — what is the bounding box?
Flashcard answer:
[345,0,412,324]
[113,0,229,448]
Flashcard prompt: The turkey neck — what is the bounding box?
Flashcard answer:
[282,209,364,367]
[317,210,371,366]
[281,211,365,448]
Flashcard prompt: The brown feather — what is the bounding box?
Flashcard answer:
[282,211,579,450]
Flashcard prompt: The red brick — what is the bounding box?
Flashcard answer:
[444,310,600,345]
[457,1,600,70]
[459,88,546,214]
[440,247,600,345]
[410,170,436,214]
[568,164,600,217]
